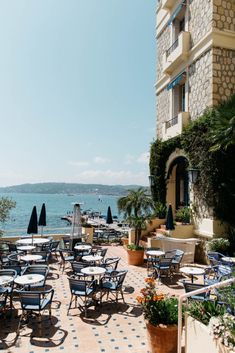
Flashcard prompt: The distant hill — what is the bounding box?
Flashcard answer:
[0,182,147,196]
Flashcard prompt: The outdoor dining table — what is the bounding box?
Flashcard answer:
[81,266,106,277]
[74,244,92,251]
[16,238,50,245]
[20,254,42,264]
[82,255,103,264]
[17,245,36,252]
[14,274,45,287]
[180,266,205,283]
[146,250,165,257]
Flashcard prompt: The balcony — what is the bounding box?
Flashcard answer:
[162,0,175,10]
[162,112,189,141]
[163,31,190,75]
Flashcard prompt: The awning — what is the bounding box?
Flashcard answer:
[167,1,186,26]
[167,72,186,90]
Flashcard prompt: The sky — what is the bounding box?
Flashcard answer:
[0,0,156,187]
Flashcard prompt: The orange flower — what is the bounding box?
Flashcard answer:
[145,277,155,284]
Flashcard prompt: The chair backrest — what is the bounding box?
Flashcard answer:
[96,248,107,258]
[71,261,88,274]
[23,265,49,277]
[104,257,120,270]
[50,240,60,251]
[173,249,184,263]
[159,257,173,267]
[0,268,17,279]
[32,251,50,262]
[207,251,224,260]
[7,253,21,265]
[3,264,22,276]
[19,291,41,308]
[183,282,209,299]
[164,250,177,259]
[68,277,94,295]
[115,270,128,289]
[216,265,232,280]
[8,243,18,252]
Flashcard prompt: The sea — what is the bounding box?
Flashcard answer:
[0,193,120,237]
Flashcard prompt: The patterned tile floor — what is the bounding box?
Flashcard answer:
[0,246,186,353]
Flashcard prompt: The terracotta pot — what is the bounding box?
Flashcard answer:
[122,238,129,246]
[126,249,144,266]
[146,321,178,353]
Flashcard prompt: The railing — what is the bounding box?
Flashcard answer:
[165,115,178,129]
[166,38,179,58]
[177,277,235,353]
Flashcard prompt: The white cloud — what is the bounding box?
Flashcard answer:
[68,161,90,167]
[137,152,150,164]
[94,156,110,164]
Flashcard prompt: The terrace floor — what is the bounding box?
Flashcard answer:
[0,245,187,353]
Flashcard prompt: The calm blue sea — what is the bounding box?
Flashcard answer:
[0,193,120,236]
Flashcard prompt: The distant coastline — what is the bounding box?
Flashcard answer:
[0,182,146,196]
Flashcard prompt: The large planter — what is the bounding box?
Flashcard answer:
[185,316,229,353]
[146,321,177,353]
[126,249,144,266]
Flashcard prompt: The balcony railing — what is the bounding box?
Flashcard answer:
[165,115,178,129]
[166,38,179,58]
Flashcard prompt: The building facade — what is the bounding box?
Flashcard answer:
[155,0,235,237]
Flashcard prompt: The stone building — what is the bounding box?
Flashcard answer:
[155,0,235,237]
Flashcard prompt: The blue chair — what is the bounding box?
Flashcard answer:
[71,261,88,276]
[0,269,17,309]
[183,282,210,301]
[21,265,49,289]
[68,276,96,316]
[59,249,74,272]
[17,288,54,336]
[145,247,161,275]
[172,249,184,273]
[101,257,120,274]
[207,251,225,266]
[154,258,173,281]
[100,270,127,303]
[204,264,232,285]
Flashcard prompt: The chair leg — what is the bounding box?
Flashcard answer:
[67,294,73,314]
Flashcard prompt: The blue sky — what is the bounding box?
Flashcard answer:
[0,0,156,187]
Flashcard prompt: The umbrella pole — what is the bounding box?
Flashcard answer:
[41,226,43,237]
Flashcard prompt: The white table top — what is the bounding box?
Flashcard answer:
[21,254,42,262]
[180,267,205,275]
[82,255,103,262]
[14,274,44,286]
[146,250,165,257]
[81,266,106,276]
[74,244,92,250]
[95,230,104,233]
[16,238,50,245]
[17,245,36,251]
[222,256,235,263]
[0,275,14,286]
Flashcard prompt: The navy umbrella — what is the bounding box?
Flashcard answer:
[27,206,38,244]
[165,204,175,234]
[38,203,46,235]
[106,206,113,224]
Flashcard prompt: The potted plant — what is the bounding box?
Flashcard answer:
[153,202,167,219]
[137,277,178,353]
[207,237,230,254]
[185,299,232,353]
[117,188,153,266]
[175,206,191,224]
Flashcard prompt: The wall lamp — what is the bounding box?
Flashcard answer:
[188,168,199,184]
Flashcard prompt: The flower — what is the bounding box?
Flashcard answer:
[209,313,235,349]
[136,278,178,327]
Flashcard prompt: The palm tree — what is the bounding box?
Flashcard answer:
[117,188,153,246]
[210,94,235,152]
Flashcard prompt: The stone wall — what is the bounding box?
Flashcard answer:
[188,49,213,120]
[212,47,235,106]
[189,0,212,48]
[156,88,170,138]
[212,0,235,31]
[156,26,171,81]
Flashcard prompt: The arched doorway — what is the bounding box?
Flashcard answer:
[167,156,189,211]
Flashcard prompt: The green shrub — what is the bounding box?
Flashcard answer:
[175,207,191,224]
[207,238,230,253]
[153,202,167,219]
[127,244,144,251]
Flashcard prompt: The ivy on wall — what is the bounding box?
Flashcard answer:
[150,95,235,227]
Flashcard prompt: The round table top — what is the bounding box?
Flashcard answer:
[82,255,103,262]
[180,267,205,275]
[95,230,104,233]
[0,275,14,286]
[17,245,36,251]
[81,266,106,276]
[222,256,235,263]
[14,274,44,286]
[146,250,165,257]
[20,254,42,262]
[16,238,50,245]
[74,244,92,250]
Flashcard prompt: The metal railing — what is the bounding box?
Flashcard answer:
[165,115,178,129]
[166,38,179,58]
[177,277,235,353]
